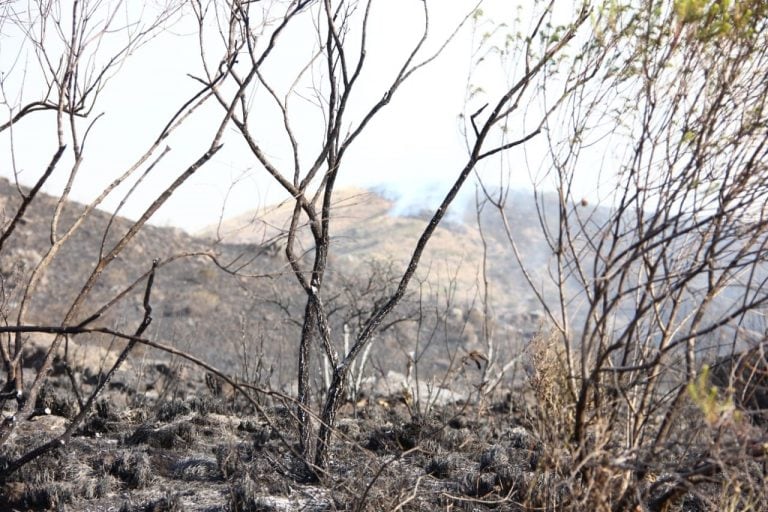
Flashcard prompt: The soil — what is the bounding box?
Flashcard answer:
[0,357,530,511]
[0,354,718,512]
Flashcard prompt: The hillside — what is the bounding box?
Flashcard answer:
[0,179,566,392]
[198,187,570,321]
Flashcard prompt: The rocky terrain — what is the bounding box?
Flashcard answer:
[0,333,723,512]
[0,178,552,391]
[0,330,528,511]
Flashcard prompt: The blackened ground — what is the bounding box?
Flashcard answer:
[0,363,750,511]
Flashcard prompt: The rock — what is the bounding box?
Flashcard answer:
[360,370,467,407]
[710,344,768,424]
[23,332,130,378]
[9,413,69,440]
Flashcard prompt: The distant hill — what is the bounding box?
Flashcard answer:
[1,179,578,390]
[198,187,569,318]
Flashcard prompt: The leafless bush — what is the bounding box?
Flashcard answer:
[480,0,768,508]
[182,0,595,472]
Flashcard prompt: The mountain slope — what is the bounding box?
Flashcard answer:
[1,179,569,390]
[198,187,579,319]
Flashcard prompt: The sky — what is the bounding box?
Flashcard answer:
[0,0,600,233]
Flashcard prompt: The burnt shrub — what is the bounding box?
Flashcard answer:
[110,451,153,489]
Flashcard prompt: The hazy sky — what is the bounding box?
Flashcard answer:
[0,0,594,232]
